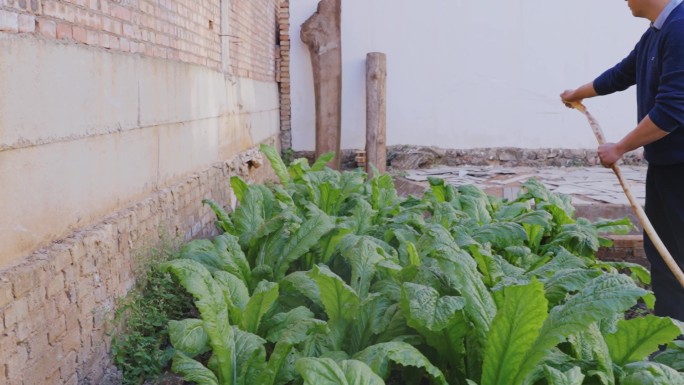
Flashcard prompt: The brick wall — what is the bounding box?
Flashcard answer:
[277,0,292,149]
[0,0,285,382]
[228,0,280,81]
[0,0,282,79]
[0,146,276,384]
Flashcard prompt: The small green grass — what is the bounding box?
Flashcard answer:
[109,238,196,385]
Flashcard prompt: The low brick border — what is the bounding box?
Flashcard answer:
[0,143,277,385]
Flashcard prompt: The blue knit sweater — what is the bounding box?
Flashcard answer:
[593,2,684,165]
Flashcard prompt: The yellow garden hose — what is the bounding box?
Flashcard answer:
[569,102,684,289]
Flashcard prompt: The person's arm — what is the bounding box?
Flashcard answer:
[598,115,669,167]
[560,82,598,106]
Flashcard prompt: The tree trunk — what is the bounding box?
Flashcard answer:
[301,0,342,169]
[365,52,387,176]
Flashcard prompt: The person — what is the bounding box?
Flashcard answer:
[561,0,684,322]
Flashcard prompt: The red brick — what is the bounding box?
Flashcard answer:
[111,4,132,21]
[37,18,56,38]
[17,13,35,33]
[56,22,73,39]
[72,25,87,43]
[86,28,98,45]
[0,9,19,32]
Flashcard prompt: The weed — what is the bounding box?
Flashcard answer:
[110,238,196,385]
[281,147,295,166]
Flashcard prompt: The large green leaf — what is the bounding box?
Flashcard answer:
[171,351,219,385]
[230,176,250,203]
[241,280,279,333]
[339,235,386,299]
[262,306,316,342]
[347,293,393,354]
[513,274,647,385]
[370,174,400,216]
[604,315,681,366]
[566,322,614,385]
[547,219,600,258]
[274,204,335,280]
[203,198,235,233]
[481,281,548,385]
[471,222,528,250]
[279,270,322,309]
[213,271,250,325]
[592,217,634,235]
[312,151,336,171]
[620,362,684,385]
[354,341,448,385]
[340,360,386,385]
[233,327,267,385]
[261,144,291,185]
[542,269,602,306]
[418,225,496,337]
[213,233,252,288]
[162,259,234,384]
[179,239,229,273]
[169,319,210,358]
[296,357,349,385]
[543,366,584,385]
[519,179,575,221]
[401,282,466,332]
[309,265,360,323]
[652,341,684,371]
[232,185,267,248]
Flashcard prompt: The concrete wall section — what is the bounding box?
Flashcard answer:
[0,147,277,385]
[0,37,280,268]
[290,0,647,151]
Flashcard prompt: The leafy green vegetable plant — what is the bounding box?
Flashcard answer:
[154,144,684,385]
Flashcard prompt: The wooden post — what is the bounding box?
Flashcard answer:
[366,52,387,176]
[301,0,342,169]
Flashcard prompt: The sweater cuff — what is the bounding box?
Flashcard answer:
[592,74,612,96]
[649,105,679,133]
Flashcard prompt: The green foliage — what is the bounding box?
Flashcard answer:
[111,263,196,385]
[117,145,684,385]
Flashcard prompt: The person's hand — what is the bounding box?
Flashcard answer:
[597,143,624,167]
[560,89,581,108]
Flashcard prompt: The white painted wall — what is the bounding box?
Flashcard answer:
[291,0,648,151]
[0,37,280,267]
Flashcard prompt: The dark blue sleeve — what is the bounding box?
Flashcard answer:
[650,20,684,132]
[593,47,637,95]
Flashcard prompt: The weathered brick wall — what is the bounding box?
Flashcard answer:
[0,145,276,384]
[229,0,279,80]
[0,0,283,77]
[277,0,292,149]
[0,0,286,383]
[0,0,221,68]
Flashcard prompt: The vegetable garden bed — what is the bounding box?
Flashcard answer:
[113,145,684,385]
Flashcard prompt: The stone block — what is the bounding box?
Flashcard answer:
[5,343,27,383]
[0,280,13,308]
[48,314,67,344]
[3,296,28,328]
[59,350,78,382]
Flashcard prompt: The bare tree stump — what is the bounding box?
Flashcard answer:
[301,0,342,169]
[366,52,387,176]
